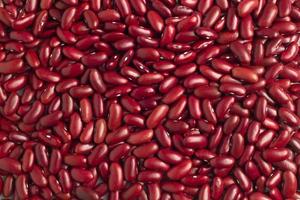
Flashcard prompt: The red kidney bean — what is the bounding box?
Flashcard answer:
[232,67,258,83]
[107,103,122,130]
[266,170,282,189]
[146,104,169,128]
[269,85,290,104]
[249,192,272,200]
[98,9,120,22]
[64,154,87,167]
[124,113,144,127]
[282,171,297,198]
[202,99,217,124]
[161,181,185,193]
[129,0,146,16]
[75,186,99,200]
[223,185,240,200]
[109,143,130,162]
[219,83,246,96]
[173,5,193,16]
[253,153,272,177]
[144,157,170,171]
[152,0,172,18]
[154,126,171,148]
[87,144,108,166]
[108,162,123,191]
[121,183,142,200]
[147,10,164,33]
[175,63,197,77]
[281,41,299,62]
[230,133,244,159]
[22,148,34,172]
[49,149,62,174]
[0,157,21,174]
[133,142,159,158]
[278,107,300,127]
[0,1,300,199]
[127,129,153,145]
[234,167,252,192]
[81,52,108,67]
[92,119,106,144]
[61,7,76,30]
[123,156,137,182]
[272,21,297,34]
[138,170,162,183]
[177,15,198,32]
[210,156,235,169]
[230,41,251,64]
[167,159,192,180]
[226,6,239,31]
[196,46,220,64]
[30,165,48,187]
[58,169,72,193]
[202,6,221,28]
[83,10,99,30]
[238,0,258,17]
[105,126,129,145]
[157,148,182,164]
[211,177,223,199]
[16,175,28,199]
[258,3,278,28]
[71,168,94,183]
[0,59,24,74]
[34,144,49,168]
[168,96,186,119]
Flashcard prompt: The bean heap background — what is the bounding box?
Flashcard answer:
[0,0,300,199]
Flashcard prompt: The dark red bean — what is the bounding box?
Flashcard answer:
[0,157,21,174]
[121,183,142,200]
[136,48,160,61]
[138,170,162,183]
[203,6,221,28]
[210,156,235,168]
[133,142,159,158]
[269,85,290,104]
[105,126,129,145]
[22,148,34,172]
[167,159,192,180]
[0,1,300,199]
[237,0,258,17]
[109,162,123,191]
[278,107,300,127]
[226,6,239,31]
[196,46,220,64]
[16,175,28,199]
[258,3,278,28]
[81,52,108,67]
[146,104,169,128]
[282,171,297,198]
[233,167,251,192]
[107,103,122,130]
[0,59,24,74]
[61,7,76,30]
[249,192,272,200]
[230,41,251,64]
[144,157,170,172]
[154,126,171,148]
[177,14,199,32]
[147,10,164,32]
[232,67,258,83]
[75,186,99,200]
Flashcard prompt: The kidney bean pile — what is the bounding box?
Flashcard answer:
[2,0,300,199]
